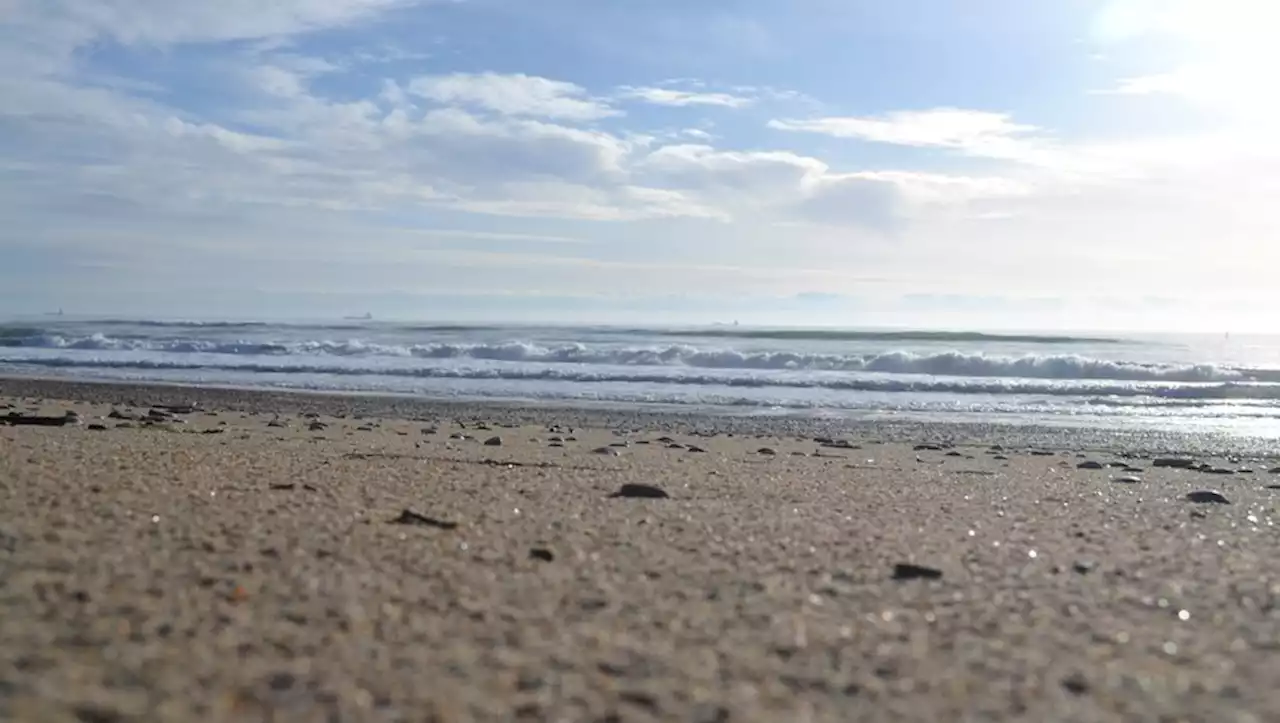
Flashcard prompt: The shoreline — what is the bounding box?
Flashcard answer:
[2,373,1277,458]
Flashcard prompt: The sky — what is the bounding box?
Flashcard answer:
[1,0,1278,330]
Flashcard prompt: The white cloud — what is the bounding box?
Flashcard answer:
[769,108,1037,150]
[617,86,754,108]
[409,72,620,121]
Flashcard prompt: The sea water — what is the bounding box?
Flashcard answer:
[3,319,1280,437]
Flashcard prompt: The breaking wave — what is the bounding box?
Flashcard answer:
[0,332,1264,383]
[4,354,1280,401]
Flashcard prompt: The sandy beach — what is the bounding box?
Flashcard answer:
[2,378,1279,722]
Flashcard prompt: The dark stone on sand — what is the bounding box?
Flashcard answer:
[757,447,778,456]
[657,436,676,444]
[610,441,629,448]
[1269,467,1280,474]
[1061,673,1090,695]
[611,483,670,499]
[1072,561,1096,574]
[993,455,1009,461]
[1030,450,1055,457]
[1112,476,1142,484]
[945,451,963,458]
[1186,490,1230,504]
[308,421,327,431]
[1123,466,1145,473]
[548,436,564,442]
[87,423,107,431]
[390,509,459,529]
[549,442,564,448]
[914,444,942,451]
[1077,461,1105,470]
[892,563,942,581]
[666,443,686,450]
[267,420,287,428]
[202,428,225,434]
[483,436,503,446]
[2,413,74,427]
[529,548,555,562]
[592,446,620,456]
[686,445,708,453]
[1154,458,1197,469]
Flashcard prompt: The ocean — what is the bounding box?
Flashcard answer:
[3,318,1280,437]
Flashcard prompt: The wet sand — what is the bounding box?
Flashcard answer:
[2,378,1279,722]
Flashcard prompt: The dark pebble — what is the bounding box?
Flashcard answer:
[611,483,670,499]
[757,448,778,456]
[1077,461,1104,470]
[529,548,555,562]
[1186,490,1230,504]
[87,424,108,431]
[390,509,459,529]
[484,436,503,446]
[892,563,942,581]
[1153,458,1196,469]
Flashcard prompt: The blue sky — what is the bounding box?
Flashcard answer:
[2,0,1278,329]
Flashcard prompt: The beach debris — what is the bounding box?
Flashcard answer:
[307,421,327,432]
[610,483,670,499]
[202,428,225,434]
[685,445,708,453]
[86,423,108,431]
[155,404,199,415]
[483,436,503,446]
[2,413,76,427]
[757,447,778,456]
[1185,490,1230,504]
[945,451,964,458]
[1072,560,1097,574]
[993,455,1010,461]
[548,436,564,442]
[1061,673,1091,696]
[1201,467,1235,475]
[1112,475,1142,484]
[390,509,459,529]
[592,446,621,456]
[269,483,317,491]
[1030,450,1055,457]
[1122,466,1145,473]
[610,441,630,448]
[1077,461,1105,470]
[529,548,555,562]
[1153,458,1197,469]
[892,563,943,581]
[1269,467,1280,474]
[267,419,287,428]
[449,432,470,440]
[656,436,676,444]
[913,444,943,451]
